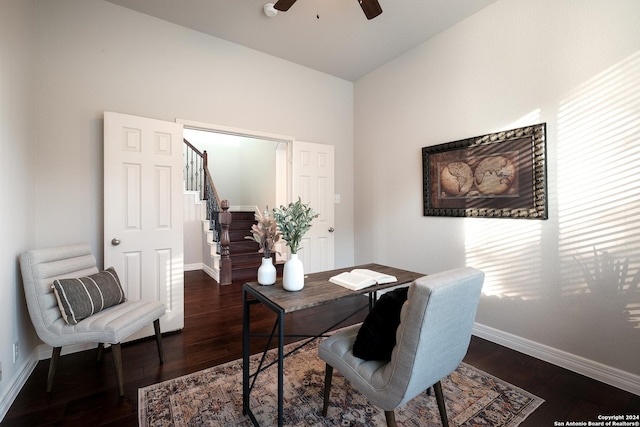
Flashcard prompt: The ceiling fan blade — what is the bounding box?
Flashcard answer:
[273,0,298,11]
[358,0,382,19]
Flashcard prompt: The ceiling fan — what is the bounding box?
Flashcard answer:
[273,0,383,20]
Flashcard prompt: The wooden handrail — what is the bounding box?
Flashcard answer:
[183,138,204,157]
[203,152,222,208]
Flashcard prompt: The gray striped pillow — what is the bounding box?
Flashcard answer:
[52,267,126,325]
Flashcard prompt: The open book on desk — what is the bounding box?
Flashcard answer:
[329,268,397,291]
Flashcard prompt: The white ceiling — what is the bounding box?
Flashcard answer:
[105,0,497,82]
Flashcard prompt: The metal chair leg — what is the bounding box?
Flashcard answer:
[322,364,333,416]
[46,347,61,392]
[153,319,164,364]
[111,343,125,396]
[434,381,449,427]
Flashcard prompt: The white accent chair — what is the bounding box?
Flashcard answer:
[20,243,166,396]
[318,267,484,427]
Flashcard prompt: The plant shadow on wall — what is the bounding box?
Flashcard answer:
[573,247,640,326]
[574,247,640,329]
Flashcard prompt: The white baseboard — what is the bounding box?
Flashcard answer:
[184,263,203,271]
[0,350,38,422]
[186,263,220,283]
[473,322,640,396]
[186,263,220,284]
[202,263,219,283]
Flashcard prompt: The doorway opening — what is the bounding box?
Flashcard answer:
[180,120,292,211]
[179,119,294,277]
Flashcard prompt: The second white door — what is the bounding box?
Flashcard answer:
[292,141,335,273]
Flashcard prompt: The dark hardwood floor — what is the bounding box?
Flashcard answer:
[2,270,638,426]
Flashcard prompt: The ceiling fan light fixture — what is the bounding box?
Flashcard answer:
[263,3,278,17]
[272,0,382,19]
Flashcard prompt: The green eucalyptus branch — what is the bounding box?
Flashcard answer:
[272,198,319,254]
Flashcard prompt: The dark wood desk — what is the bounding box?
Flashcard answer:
[241,263,425,427]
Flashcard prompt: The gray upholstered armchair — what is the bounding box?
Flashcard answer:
[20,243,166,396]
[318,267,484,427]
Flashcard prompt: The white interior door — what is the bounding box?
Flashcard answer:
[104,111,184,338]
[292,141,335,273]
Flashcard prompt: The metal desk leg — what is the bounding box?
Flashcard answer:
[277,309,284,427]
[242,288,251,417]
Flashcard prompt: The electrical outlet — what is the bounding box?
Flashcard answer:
[13,342,19,363]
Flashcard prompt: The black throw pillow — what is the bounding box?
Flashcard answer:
[352,287,409,361]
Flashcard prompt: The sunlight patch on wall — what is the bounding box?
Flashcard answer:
[464,109,544,301]
[465,219,543,300]
[557,51,640,329]
[627,302,640,330]
[506,109,542,130]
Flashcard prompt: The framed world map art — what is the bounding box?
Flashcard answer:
[422,123,547,219]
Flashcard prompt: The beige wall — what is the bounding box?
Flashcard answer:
[355,0,640,390]
[0,0,39,415]
[2,0,355,417]
[32,0,355,266]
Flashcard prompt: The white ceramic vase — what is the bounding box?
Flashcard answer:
[283,253,304,291]
[257,257,276,286]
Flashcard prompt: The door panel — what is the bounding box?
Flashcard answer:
[292,141,335,273]
[104,112,184,338]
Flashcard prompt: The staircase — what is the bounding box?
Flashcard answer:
[226,211,265,282]
[198,207,283,284]
[184,138,282,284]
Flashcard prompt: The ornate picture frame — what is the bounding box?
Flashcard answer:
[422,123,547,219]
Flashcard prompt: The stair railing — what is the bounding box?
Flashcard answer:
[183,138,232,285]
[184,139,222,237]
[201,156,222,248]
[183,139,205,199]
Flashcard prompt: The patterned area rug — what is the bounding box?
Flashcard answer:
[139,338,543,426]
